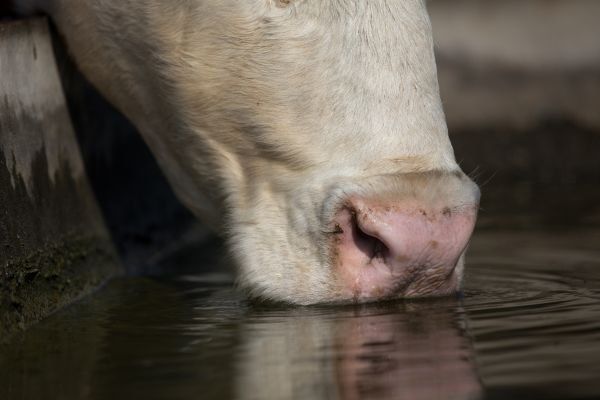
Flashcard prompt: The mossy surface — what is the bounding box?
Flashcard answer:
[0,236,119,343]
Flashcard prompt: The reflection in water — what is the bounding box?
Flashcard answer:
[235,303,482,400]
[332,306,481,400]
[0,279,481,400]
[2,230,600,400]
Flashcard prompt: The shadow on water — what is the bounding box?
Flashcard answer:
[2,229,600,400]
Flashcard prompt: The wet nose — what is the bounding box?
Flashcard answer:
[332,197,478,301]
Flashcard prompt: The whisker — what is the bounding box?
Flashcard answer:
[478,171,497,188]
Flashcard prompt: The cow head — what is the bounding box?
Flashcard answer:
[153,1,480,304]
[40,0,480,304]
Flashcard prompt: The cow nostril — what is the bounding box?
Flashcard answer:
[372,238,388,260]
[350,210,389,262]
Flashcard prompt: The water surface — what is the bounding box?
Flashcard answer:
[2,230,600,400]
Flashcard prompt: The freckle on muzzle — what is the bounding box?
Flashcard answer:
[330,171,479,302]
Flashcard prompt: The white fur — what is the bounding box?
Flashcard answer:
[23,0,468,304]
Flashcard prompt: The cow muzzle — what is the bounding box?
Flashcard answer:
[331,188,478,302]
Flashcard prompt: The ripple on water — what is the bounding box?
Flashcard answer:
[463,230,600,399]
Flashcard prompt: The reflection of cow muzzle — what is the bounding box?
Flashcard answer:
[234,303,483,400]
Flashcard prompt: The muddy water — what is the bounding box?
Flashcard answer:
[2,230,600,400]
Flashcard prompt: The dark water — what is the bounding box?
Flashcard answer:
[2,230,600,400]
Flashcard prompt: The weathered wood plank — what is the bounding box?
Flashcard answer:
[0,17,121,342]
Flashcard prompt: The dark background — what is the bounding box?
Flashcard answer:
[429,0,600,229]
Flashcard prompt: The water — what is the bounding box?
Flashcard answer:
[2,229,600,400]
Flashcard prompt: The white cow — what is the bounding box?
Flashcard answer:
[16,0,479,304]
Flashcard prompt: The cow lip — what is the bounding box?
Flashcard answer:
[336,254,466,302]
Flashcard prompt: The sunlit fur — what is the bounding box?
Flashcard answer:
[21,0,469,304]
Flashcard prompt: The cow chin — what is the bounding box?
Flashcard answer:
[229,186,338,305]
[230,170,479,305]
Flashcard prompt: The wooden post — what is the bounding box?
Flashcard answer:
[0,18,120,342]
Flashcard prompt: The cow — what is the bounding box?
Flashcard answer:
[14,0,480,305]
